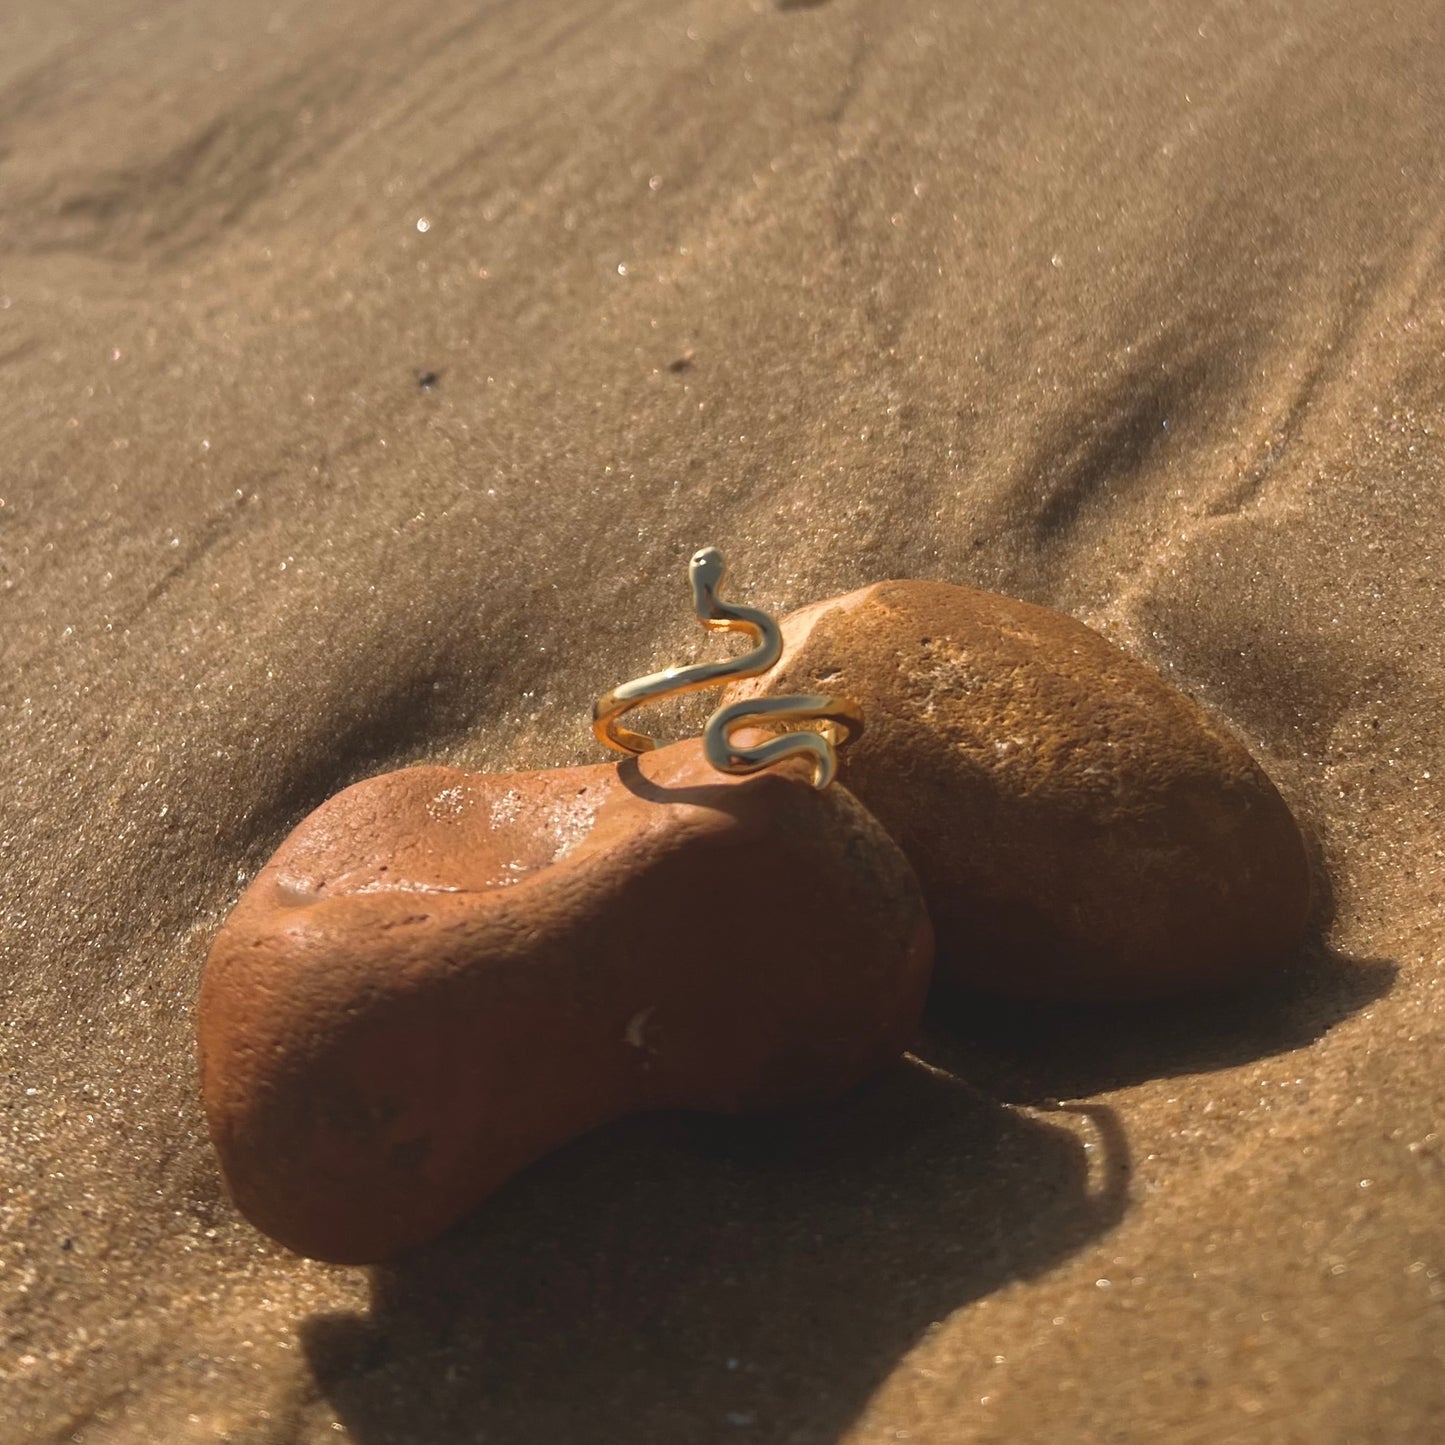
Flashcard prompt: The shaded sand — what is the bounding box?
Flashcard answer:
[2,0,1443,1440]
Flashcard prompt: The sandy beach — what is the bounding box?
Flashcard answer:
[3,0,1444,1439]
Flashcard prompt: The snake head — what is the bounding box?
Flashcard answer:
[689,547,727,608]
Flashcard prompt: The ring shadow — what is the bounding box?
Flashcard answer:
[614,750,815,809]
[615,753,748,808]
[302,863,1392,1444]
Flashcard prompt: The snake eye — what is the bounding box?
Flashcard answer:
[689,548,725,589]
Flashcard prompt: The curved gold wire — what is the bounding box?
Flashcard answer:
[703,692,864,790]
[592,547,861,788]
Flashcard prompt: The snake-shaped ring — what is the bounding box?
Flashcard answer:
[592,547,863,789]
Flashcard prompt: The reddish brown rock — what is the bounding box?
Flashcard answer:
[723,581,1312,1001]
[198,739,931,1264]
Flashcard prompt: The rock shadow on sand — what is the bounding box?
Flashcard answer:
[921,941,1394,1105]
[919,855,1396,1102]
[301,866,1387,1443]
[302,1066,1127,1445]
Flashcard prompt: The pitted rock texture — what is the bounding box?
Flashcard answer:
[198,739,932,1264]
[723,581,1311,1001]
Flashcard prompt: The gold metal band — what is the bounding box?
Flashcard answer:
[592,548,862,788]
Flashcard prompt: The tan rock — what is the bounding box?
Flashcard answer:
[723,581,1311,1001]
[197,739,931,1264]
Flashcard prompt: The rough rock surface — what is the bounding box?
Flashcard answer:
[724,581,1311,1000]
[198,739,932,1263]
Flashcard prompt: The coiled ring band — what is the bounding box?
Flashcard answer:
[592,548,862,789]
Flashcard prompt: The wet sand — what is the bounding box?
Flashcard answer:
[3,1,1443,1440]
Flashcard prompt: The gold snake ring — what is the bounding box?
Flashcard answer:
[592,547,863,788]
